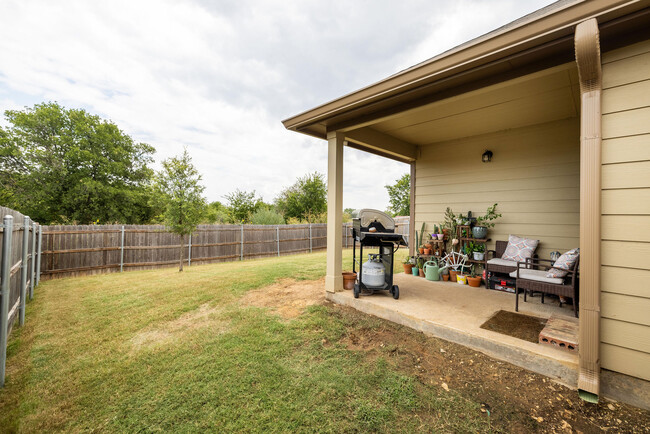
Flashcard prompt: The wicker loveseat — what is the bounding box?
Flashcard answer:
[512,256,580,317]
[485,240,525,275]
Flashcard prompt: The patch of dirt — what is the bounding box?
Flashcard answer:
[130,304,228,350]
[235,278,649,431]
[480,310,547,343]
[240,278,325,319]
[332,305,650,433]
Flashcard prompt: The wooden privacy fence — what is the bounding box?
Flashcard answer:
[0,207,43,387]
[41,219,410,279]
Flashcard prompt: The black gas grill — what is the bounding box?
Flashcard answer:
[352,209,408,299]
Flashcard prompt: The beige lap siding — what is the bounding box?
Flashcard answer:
[600,38,650,382]
[415,117,580,261]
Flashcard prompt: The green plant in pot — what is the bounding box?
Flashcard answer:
[472,243,485,261]
[473,203,501,239]
[402,255,414,274]
[417,256,425,277]
[467,264,482,287]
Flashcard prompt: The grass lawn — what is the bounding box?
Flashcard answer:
[0,249,496,432]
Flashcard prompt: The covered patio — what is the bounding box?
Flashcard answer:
[283,1,650,409]
[332,274,579,386]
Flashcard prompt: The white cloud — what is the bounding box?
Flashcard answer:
[0,0,555,211]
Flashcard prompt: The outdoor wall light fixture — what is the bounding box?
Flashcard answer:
[482,150,493,163]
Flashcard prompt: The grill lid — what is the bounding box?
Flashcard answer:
[358,209,395,231]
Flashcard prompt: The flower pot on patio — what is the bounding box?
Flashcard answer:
[418,247,425,254]
[342,272,357,290]
[456,274,467,285]
[423,248,431,255]
[442,274,450,281]
[419,268,425,277]
[467,276,481,287]
[472,226,488,239]
[449,269,458,282]
[403,263,413,274]
[412,267,419,276]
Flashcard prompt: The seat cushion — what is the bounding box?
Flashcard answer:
[501,234,539,262]
[487,258,517,267]
[547,248,579,278]
[510,269,564,285]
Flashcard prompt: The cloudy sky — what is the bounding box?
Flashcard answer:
[0,0,556,211]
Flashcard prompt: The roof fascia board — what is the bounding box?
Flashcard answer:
[282,0,642,131]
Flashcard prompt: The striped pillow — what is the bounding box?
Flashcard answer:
[546,248,580,278]
[501,234,539,263]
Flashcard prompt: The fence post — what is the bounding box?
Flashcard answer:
[19,216,29,326]
[276,226,280,257]
[345,223,348,248]
[35,224,42,286]
[240,224,244,261]
[29,221,36,300]
[120,225,125,272]
[188,233,192,267]
[309,224,312,253]
[1,215,14,388]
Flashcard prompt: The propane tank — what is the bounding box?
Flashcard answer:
[362,254,385,287]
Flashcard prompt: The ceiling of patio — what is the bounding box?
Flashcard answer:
[366,62,580,146]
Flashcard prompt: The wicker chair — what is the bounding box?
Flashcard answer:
[485,240,515,275]
[513,256,580,317]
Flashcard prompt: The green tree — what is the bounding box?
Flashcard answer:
[153,149,206,271]
[224,189,261,223]
[0,102,155,223]
[275,172,327,223]
[385,174,410,216]
[250,208,285,225]
[204,201,229,224]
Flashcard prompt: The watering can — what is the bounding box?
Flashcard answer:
[424,260,442,281]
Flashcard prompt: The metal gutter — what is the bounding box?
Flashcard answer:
[574,17,602,403]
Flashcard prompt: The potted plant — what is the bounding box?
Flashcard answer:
[467,265,482,287]
[472,243,485,261]
[415,222,426,254]
[473,203,501,239]
[417,257,425,277]
[343,271,357,290]
[456,270,467,285]
[402,256,413,274]
[411,257,420,276]
[441,266,450,281]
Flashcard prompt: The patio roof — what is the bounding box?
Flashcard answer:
[282,0,650,141]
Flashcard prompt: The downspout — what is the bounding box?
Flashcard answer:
[574,18,602,403]
[409,162,416,256]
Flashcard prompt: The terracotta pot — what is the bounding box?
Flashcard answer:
[423,248,431,255]
[449,269,458,282]
[418,247,425,254]
[403,264,413,274]
[424,243,432,249]
[442,274,450,281]
[419,268,425,277]
[342,272,357,290]
[467,276,481,287]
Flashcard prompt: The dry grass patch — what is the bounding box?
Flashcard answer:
[130,303,228,350]
[240,278,326,319]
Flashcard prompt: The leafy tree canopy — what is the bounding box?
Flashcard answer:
[250,208,285,225]
[0,102,156,224]
[224,189,262,223]
[275,172,327,223]
[385,173,410,217]
[153,148,206,271]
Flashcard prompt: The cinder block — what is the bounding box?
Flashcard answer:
[539,315,579,353]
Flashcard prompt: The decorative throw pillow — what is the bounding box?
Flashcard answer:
[501,234,539,262]
[546,248,580,278]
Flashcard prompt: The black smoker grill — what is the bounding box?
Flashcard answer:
[352,209,408,299]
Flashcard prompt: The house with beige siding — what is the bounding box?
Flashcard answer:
[283,0,650,408]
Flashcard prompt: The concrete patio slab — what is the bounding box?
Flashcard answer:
[327,273,579,387]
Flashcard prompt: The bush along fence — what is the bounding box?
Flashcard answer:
[0,207,43,387]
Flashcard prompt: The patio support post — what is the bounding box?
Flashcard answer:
[575,18,602,402]
[325,131,344,293]
[409,162,416,256]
